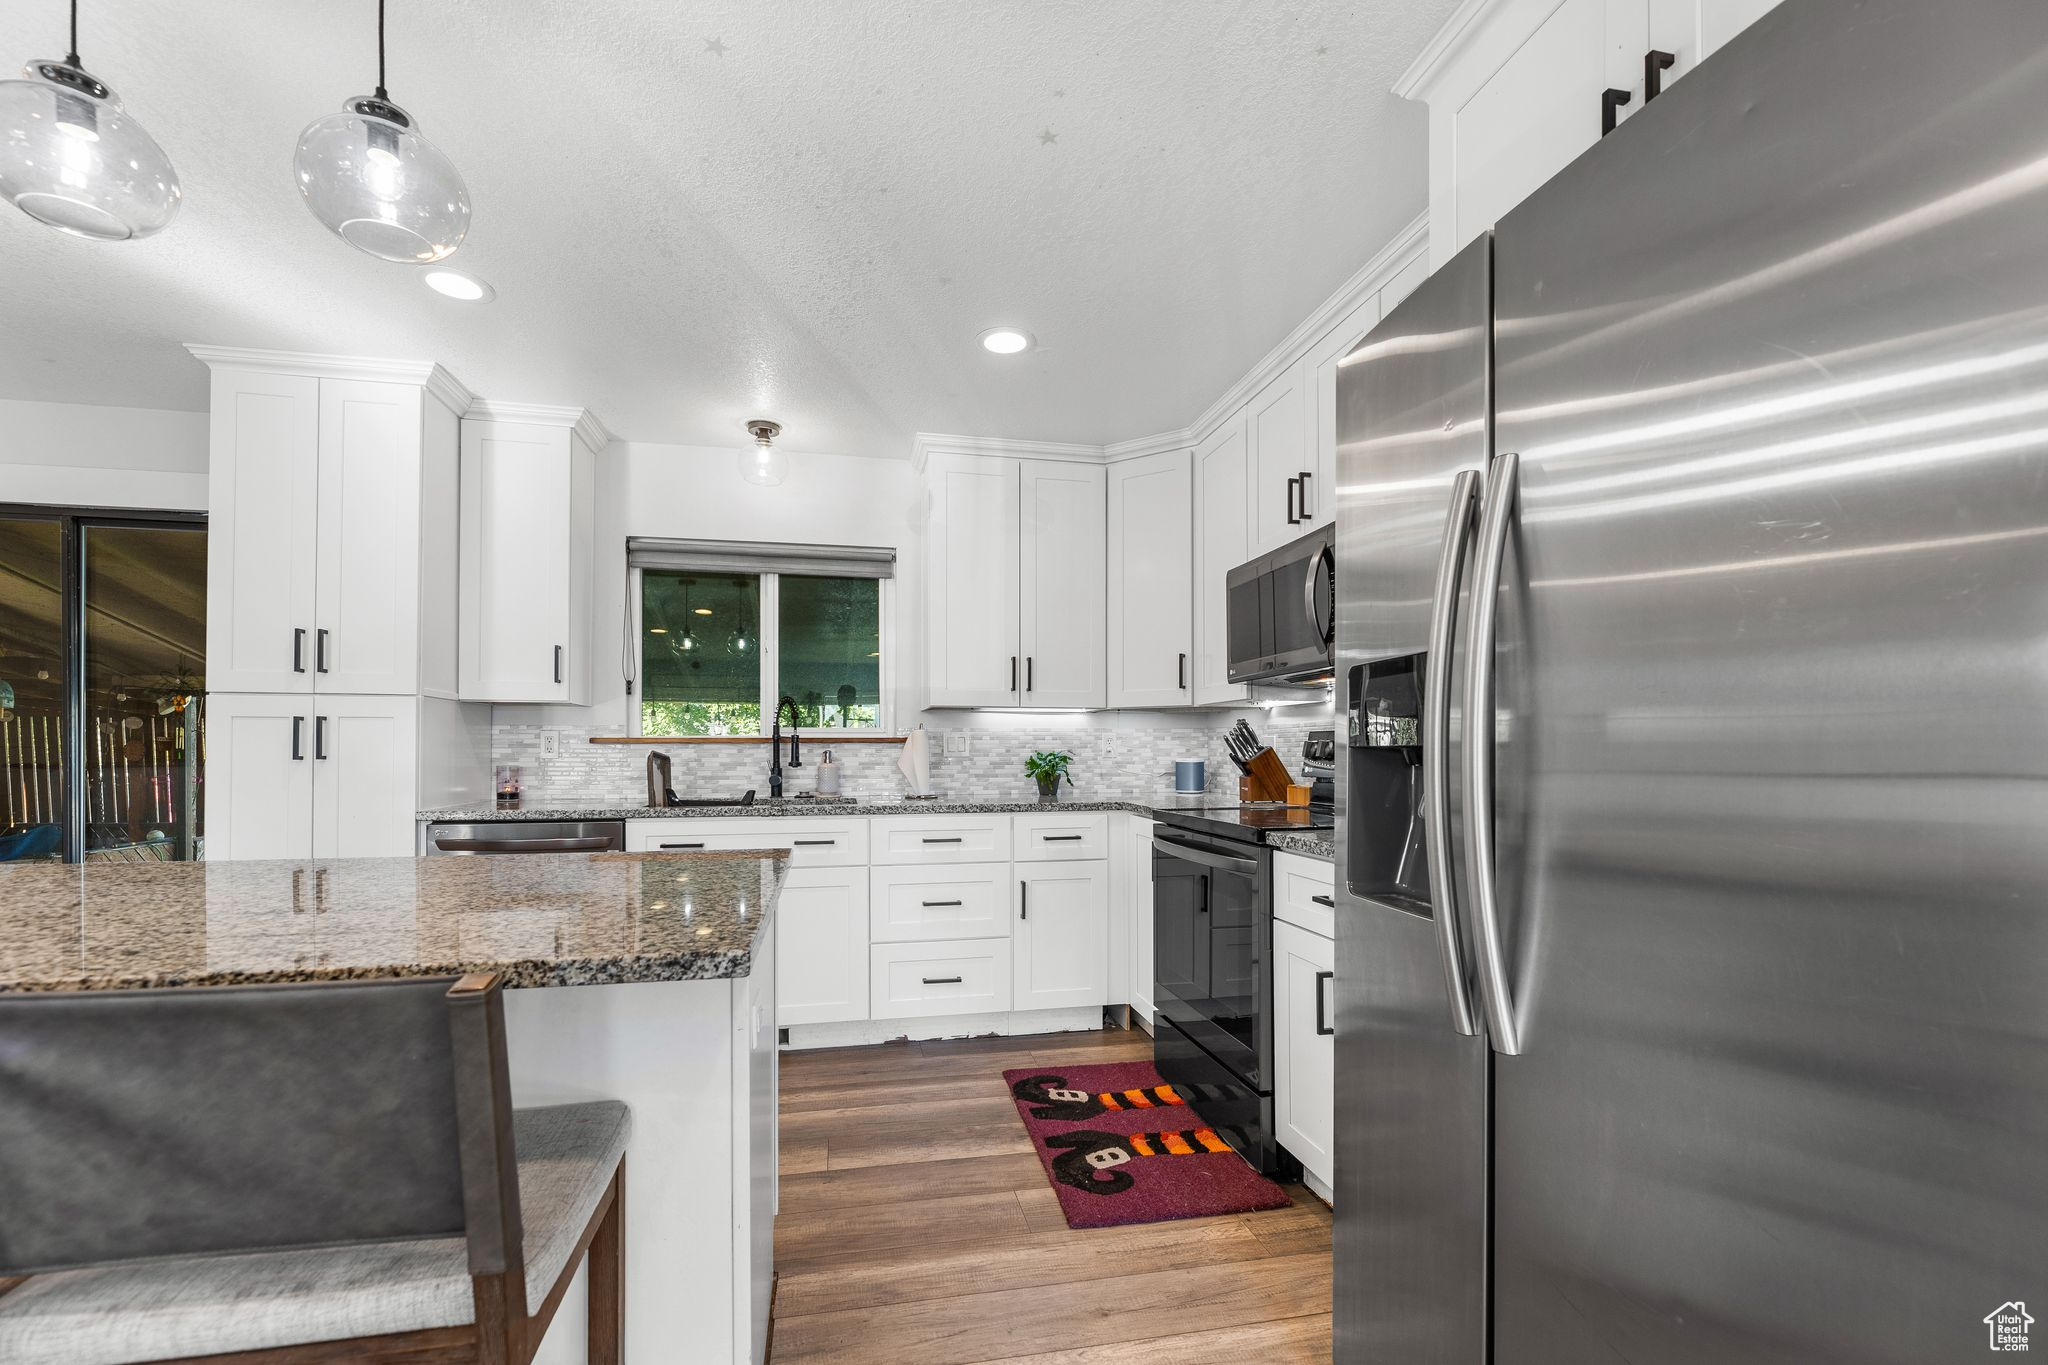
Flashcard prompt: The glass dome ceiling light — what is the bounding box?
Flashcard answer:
[0,0,181,240]
[739,419,787,488]
[293,0,469,263]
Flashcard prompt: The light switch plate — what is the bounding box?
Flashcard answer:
[540,731,561,759]
[944,732,970,756]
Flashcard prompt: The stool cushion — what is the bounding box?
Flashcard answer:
[0,1100,629,1365]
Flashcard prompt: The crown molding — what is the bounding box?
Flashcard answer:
[184,345,474,413]
[910,432,1110,471]
[464,399,614,450]
[1102,430,1195,462]
[1392,0,1503,100]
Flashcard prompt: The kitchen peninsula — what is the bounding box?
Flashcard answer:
[0,851,785,1365]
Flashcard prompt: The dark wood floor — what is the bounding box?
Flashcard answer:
[770,1026,1332,1364]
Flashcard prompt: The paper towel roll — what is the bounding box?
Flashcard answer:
[897,725,933,796]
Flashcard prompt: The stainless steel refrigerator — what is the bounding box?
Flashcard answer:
[1333,4,2048,1362]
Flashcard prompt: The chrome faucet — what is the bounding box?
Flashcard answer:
[768,696,803,798]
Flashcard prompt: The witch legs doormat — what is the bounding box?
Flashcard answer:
[1003,1061,1291,1229]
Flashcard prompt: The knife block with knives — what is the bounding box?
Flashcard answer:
[1225,718,1295,803]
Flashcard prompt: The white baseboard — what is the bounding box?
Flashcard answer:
[1301,1168,1335,1206]
[784,1006,1109,1050]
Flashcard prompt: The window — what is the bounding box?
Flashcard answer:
[0,506,206,863]
[631,540,891,737]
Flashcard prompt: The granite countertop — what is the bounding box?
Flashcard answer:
[0,851,787,994]
[418,797,1339,863]
[1269,830,1336,861]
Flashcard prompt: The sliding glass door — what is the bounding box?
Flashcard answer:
[0,507,205,863]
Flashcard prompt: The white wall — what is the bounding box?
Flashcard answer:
[0,398,208,509]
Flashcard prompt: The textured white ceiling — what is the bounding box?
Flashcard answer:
[0,0,1454,456]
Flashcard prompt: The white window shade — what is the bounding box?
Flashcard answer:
[626,538,895,579]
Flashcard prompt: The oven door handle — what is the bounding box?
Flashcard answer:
[1151,835,1258,875]
[433,836,616,854]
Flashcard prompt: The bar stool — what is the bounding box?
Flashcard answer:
[0,973,627,1364]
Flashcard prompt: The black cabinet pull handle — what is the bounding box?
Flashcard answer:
[1199,871,1210,914]
[921,899,964,908]
[793,839,835,846]
[660,841,706,850]
[1042,834,1084,842]
[1285,475,1301,525]
[921,976,963,985]
[1026,656,1034,692]
[293,628,306,673]
[1011,655,1018,691]
[1311,894,1334,907]
[922,836,963,844]
[315,715,328,760]
[1644,48,1675,101]
[1601,86,1632,136]
[1297,471,1313,520]
[1315,970,1335,1036]
[1178,652,1188,690]
[554,645,564,685]
[291,715,305,760]
[1020,880,1028,920]
[316,628,329,674]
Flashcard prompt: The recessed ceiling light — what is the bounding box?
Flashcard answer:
[979,327,1033,355]
[422,267,494,302]
[693,608,714,616]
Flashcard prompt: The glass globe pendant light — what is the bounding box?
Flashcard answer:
[293,0,469,262]
[0,0,181,240]
[739,420,787,488]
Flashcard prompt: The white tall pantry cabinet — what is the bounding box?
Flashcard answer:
[192,349,489,860]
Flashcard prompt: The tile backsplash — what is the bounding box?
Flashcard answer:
[491,708,1334,807]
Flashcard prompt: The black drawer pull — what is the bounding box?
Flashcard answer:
[660,841,706,850]
[1042,834,1085,842]
[921,899,964,908]
[1311,894,1334,907]
[922,836,963,844]
[794,839,835,846]
[921,975,963,985]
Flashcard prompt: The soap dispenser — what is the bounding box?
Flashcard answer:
[815,749,842,797]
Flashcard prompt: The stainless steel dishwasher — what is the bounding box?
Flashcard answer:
[424,820,626,855]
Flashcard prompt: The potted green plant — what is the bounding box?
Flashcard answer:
[1024,750,1075,802]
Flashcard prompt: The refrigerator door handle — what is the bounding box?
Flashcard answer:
[1425,468,1484,1037]
[1463,451,1522,1055]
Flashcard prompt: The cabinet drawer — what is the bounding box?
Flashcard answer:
[870,863,1009,942]
[871,940,1012,1018]
[1274,849,1337,938]
[1012,811,1110,862]
[628,817,869,867]
[870,814,1011,864]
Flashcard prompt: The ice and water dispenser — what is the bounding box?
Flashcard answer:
[1345,652,1433,913]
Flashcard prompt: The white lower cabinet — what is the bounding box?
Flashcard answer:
[1014,862,1109,1011]
[1273,917,1337,1199]
[871,939,1012,1018]
[870,863,1009,942]
[206,692,418,860]
[775,867,870,1026]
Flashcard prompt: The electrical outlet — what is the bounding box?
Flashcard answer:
[539,731,561,759]
[944,732,970,756]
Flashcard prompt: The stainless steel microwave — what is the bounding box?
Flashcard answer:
[1226,523,1335,686]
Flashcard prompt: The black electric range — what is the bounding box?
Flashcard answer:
[1152,802,1334,845]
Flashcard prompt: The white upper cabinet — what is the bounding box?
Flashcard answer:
[923,452,1104,708]
[314,381,424,696]
[1305,292,1384,526]
[1248,363,1313,553]
[1106,449,1193,707]
[198,356,462,698]
[1191,413,1256,706]
[458,413,598,704]
[1404,0,1782,267]
[205,371,320,694]
[925,452,1024,707]
[1019,461,1107,708]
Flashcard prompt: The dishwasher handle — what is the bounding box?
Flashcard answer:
[433,836,617,854]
